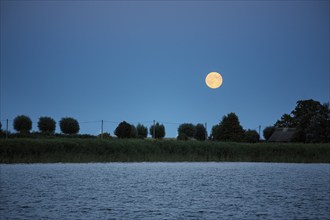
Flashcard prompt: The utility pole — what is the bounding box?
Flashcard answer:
[258,125,261,141]
[204,122,207,140]
[101,120,104,139]
[153,120,155,139]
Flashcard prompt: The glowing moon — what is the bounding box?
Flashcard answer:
[205,72,223,89]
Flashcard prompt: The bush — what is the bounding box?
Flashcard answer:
[59,117,80,135]
[149,122,165,139]
[114,121,132,138]
[38,117,56,134]
[13,115,32,134]
[136,123,148,139]
[244,129,260,143]
[98,132,112,139]
[178,123,196,140]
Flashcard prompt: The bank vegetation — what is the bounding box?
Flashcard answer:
[1,138,329,163]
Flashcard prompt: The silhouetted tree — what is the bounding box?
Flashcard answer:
[115,121,132,138]
[0,121,2,131]
[305,106,330,143]
[274,114,296,128]
[60,117,79,135]
[13,115,32,134]
[130,124,137,138]
[178,123,196,140]
[149,123,165,139]
[211,112,244,142]
[194,123,207,141]
[177,133,188,141]
[263,126,275,141]
[136,123,148,139]
[273,99,330,143]
[210,124,219,140]
[244,129,260,143]
[291,100,329,142]
[38,116,56,134]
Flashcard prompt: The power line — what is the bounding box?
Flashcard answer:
[80,120,102,124]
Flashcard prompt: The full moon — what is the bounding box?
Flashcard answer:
[205,72,223,89]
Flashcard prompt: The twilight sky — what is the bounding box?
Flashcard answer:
[1,0,329,138]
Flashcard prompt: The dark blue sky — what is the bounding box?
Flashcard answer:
[1,1,329,137]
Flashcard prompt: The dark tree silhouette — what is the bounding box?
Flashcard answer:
[305,105,330,143]
[244,129,260,143]
[263,126,275,141]
[291,100,329,142]
[38,116,56,134]
[130,124,137,138]
[272,99,330,143]
[194,123,207,141]
[178,123,196,140]
[115,121,132,138]
[136,123,148,139]
[211,112,244,142]
[60,117,80,135]
[13,115,32,134]
[274,114,296,128]
[149,123,165,139]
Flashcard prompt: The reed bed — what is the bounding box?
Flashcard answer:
[0,138,329,163]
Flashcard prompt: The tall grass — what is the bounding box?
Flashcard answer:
[0,138,329,163]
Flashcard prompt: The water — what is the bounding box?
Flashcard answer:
[1,162,329,219]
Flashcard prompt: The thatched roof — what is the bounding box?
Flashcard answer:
[268,128,296,142]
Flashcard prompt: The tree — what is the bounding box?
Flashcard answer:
[211,112,245,142]
[13,115,32,134]
[194,123,207,141]
[0,121,3,137]
[272,99,330,143]
[274,114,296,128]
[38,116,56,134]
[263,126,275,141]
[59,117,79,135]
[244,129,260,143]
[149,122,165,139]
[305,108,330,143]
[114,121,132,138]
[130,124,137,138]
[211,124,221,140]
[178,123,196,140]
[177,133,189,140]
[136,123,148,139]
[291,100,329,142]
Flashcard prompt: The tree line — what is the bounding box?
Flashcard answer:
[262,99,330,143]
[0,116,168,139]
[0,114,257,142]
[1,99,329,143]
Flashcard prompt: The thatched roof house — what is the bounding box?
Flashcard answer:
[268,128,296,142]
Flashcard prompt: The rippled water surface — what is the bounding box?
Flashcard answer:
[1,162,329,219]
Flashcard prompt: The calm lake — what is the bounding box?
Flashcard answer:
[1,162,329,219]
